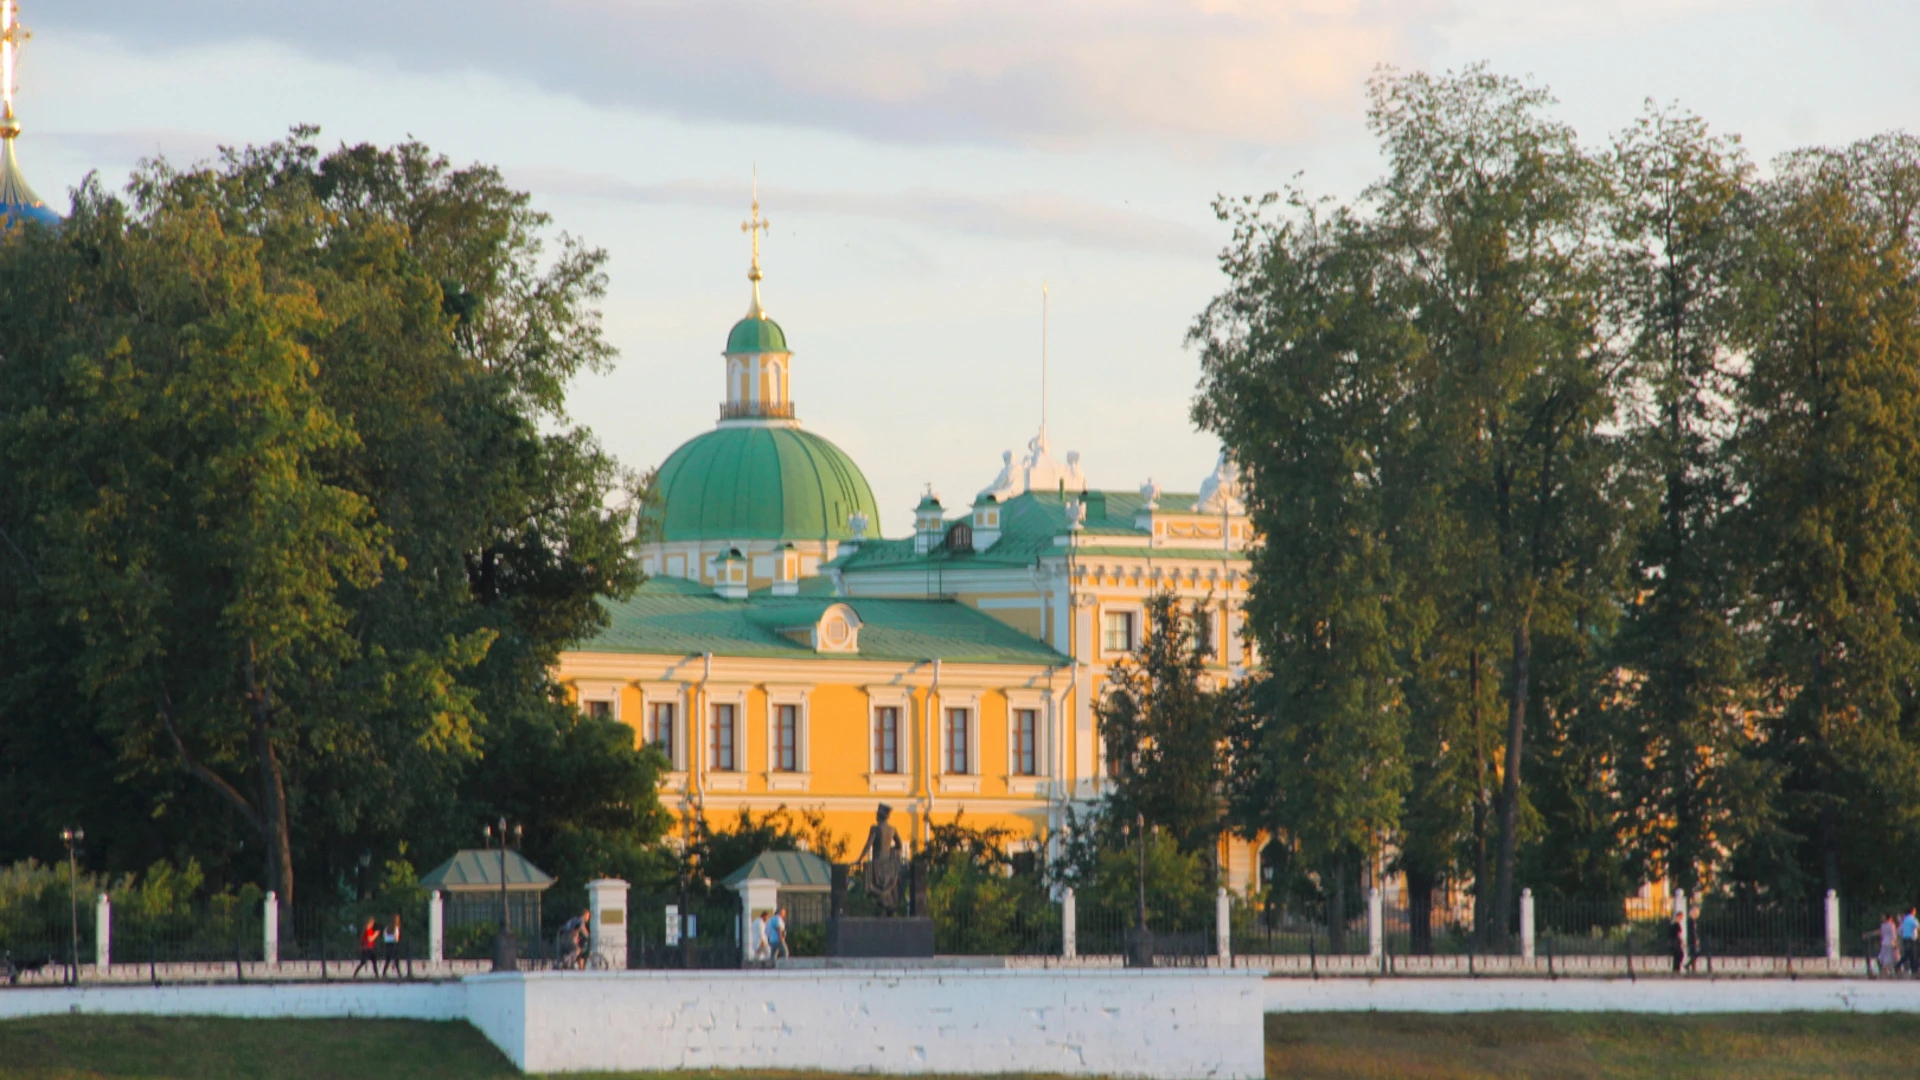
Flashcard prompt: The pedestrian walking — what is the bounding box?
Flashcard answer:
[1871,913,1898,976]
[380,914,403,978]
[751,911,770,965]
[352,917,379,978]
[769,907,789,961]
[1900,907,1918,976]
[1668,913,1685,973]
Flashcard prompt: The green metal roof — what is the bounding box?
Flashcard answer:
[652,425,883,543]
[727,314,788,353]
[720,850,834,890]
[573,578,1068,666]
[419,850,555,893]
[830,489,1205,573]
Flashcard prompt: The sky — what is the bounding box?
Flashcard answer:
[18,1,1920,535]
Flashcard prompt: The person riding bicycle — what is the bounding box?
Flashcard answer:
[558,908,592,969]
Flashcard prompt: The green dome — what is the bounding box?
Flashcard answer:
[727,314,788,354]
[653,425,881,543]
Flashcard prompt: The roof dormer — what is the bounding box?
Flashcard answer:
[779,602,863,654]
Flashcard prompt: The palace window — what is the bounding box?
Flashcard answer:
[775,704,800,772]
[1102,610,1137,654]
[945,707,972,775]
[874,706,901,774]
[584,699,613,721]
[647,702,676,763]
[1013,708,1039,776]
[710,703,737,771]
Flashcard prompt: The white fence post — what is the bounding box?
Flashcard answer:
[588,878,630,969]
[1367,886,1383,963]
[95,893,111,973]
[1061,887,1077,959]
[1825,889,1841,965]
[263,891,278,967]
[1520,888,1535,961]
[430,890,445,963]
[1216,887,1231,965]
[1673,889,1689,970]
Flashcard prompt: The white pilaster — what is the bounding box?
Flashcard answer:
[1520,888,1536,961]
[1062,887,1077,959]
[430,890,445,963]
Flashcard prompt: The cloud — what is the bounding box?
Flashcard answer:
[515,168,1218,258]
[42,1,1444,152]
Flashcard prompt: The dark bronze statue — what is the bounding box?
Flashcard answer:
[854,804,904,915]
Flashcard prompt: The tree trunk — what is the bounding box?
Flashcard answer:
[1407,865,1436,956]
[252,722,295,907]
[1327,851,1347,955]
[245,639,296,907]
[1490,609,1532,947]
[1470,648,1491,940]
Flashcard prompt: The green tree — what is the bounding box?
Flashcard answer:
[0,185,404,905]
[1367,66,1625,937]
[0,131,661,905]
[1191,190,1411,946]
[1727,133,1920,900]
[1605,105,1774,896]
[1095,590,1227,857]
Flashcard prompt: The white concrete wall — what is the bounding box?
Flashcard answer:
[1266,977,1920,1014]
[0,981,466,1022]
[466,969,1265,1078]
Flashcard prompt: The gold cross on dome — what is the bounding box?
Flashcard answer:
[1,1,31,126]
[741,168,770,282]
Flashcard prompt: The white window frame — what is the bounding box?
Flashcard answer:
[865,686,912,794]
[1100,604,1144,658]
[764,685,812,792]
[574,680,623,723]
[639,683,688,779]
[938,690,982,794]
[1004,689,1048,794]
[704,686,749,791]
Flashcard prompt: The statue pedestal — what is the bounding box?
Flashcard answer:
[827,917,935,958]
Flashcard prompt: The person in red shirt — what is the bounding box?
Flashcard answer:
[353,917,379,978]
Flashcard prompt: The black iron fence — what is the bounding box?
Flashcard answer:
[7,881,1908,984]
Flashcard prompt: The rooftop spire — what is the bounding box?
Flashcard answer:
[1,0,29,139]
[0,0,56,227]
[741,167,770,318]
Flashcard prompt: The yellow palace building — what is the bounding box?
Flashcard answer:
[556,196,1261,888]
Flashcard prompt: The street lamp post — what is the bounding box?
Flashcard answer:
[59,827,83,986]
[482,818,523,972]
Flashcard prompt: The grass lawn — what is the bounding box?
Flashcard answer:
[1265,1011,1920,1079]
[3,1011,1920,1079]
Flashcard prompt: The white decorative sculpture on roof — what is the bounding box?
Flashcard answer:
[977,429,1088,501]
[1139,477,1161,511]
[1196,451,1246,516]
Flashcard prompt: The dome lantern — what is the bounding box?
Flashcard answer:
[722,173,795,422]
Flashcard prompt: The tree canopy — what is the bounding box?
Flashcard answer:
[0,131,666,909]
